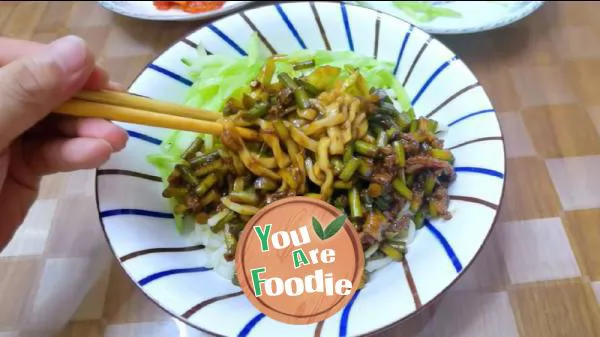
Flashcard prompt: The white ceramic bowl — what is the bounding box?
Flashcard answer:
[96,2,506,336]
[345,1,545,35]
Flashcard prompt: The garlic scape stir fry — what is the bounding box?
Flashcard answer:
[161,60,455,284]
[149,35,455,285]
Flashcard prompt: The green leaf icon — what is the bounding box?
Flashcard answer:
[312,216,325,240]
[323,214,348,240]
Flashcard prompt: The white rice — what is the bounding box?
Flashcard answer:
[188,222,236,281]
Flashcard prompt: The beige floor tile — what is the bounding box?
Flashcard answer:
[33,1,73,34]
[551,26,600,59]
[546,155,600,211]
[68,26,111,57]
[521,104,600,158]
[564,59,600,105]
[0,332,18,337]
[37,173,69,200]
[103,24,156,58]
[378,307,435,337]
[586,106,600,139]
[480,69,521,114]
[103,263,170,324]
[104,319,213,337]
[30,31,61,44]
[26,257,111,331]
[62,169,96,198]
[103,321,181,337]
[17,329,59,337]
[510,65,576,107]
[71,266,111,321]
[592,282,600,305]
[489,21,561,68]
[44,196,103,258]
[1,200,57,258]
[100,55,155,88]
[18,320,104,337]
[67,1,114,28]
[562,209,600,281]
[0,4,16,29]
[547,1,597,27]
[0,257,42,330]
[53,321,104,337]
[1,2,47,39]
[498,157,562,221]
[509,279,600,337]
[153,23,198,53]
[497,218,580,284]
[427,291,518,337]
[496,112,536,158]
[65,171,95,197]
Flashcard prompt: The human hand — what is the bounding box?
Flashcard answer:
[0,36,128,249]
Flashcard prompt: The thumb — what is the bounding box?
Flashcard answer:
[0,35,95,149]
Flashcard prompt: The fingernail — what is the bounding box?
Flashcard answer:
[46,35,89,74]
[108,80,126,92]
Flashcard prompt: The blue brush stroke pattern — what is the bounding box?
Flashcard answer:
[411,56,458,106]
[449,109,496,127]
[238,313,266,337]
[100,209,174,219]
[138,267,212,286]
[125,130,162,146]
[455,167,504,179]
[425,219,463,273]
[275,3,307,49]
[147,64,193,87]
[207,24,248,56]
[340,2,354,51]
[394,25,413,75]
[339,289,361,337]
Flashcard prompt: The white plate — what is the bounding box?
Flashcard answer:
[96,2,506,336]
[97,1,254,21]
[346,1,545,34]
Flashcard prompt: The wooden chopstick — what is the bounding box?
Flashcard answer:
[54,92,260,141]
[75,90,222,121]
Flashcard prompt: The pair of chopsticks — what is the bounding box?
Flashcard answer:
[54,90,260,140]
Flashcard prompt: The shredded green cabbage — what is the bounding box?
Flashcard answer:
[179,34,412,112]
[392,1,462,22]
[147,33,416,232]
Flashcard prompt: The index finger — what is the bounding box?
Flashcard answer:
[0,37,118,91]
[0,37,43,66]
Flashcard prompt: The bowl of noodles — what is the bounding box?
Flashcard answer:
[96,2,506,336]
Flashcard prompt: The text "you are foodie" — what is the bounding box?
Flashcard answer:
[250,214,353,298]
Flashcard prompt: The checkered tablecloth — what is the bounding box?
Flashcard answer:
[1,2,600,337]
